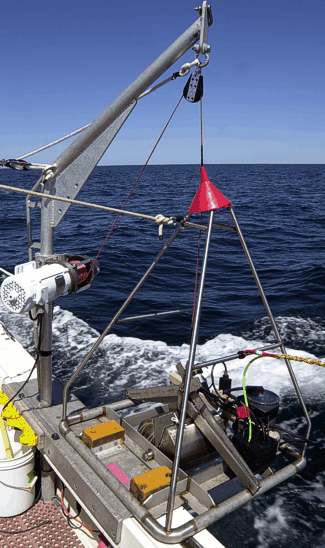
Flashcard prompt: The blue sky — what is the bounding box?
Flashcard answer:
[1,0,324,165]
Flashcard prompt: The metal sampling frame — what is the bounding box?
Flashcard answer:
[1,2,311,545]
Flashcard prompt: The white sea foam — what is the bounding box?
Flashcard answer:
[0,301,324,406]
[49,306,325,407]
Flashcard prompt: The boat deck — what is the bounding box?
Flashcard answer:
[0,321,224,548]
[0,499,92,548]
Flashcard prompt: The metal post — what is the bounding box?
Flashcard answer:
[38,180,54,407]
[40,454,55,502]
[61,222,184,421]
[229,207,311,453]
[165,210,214,532]
[193,343,281,370]
[26,174,44,261]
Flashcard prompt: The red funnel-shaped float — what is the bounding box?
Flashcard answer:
[188,167,232,213]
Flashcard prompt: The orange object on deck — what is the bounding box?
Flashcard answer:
[130,466,172,503]
[82,420,124,448]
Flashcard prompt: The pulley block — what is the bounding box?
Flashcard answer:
[183,72,203,103]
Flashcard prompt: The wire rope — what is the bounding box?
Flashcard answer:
[89,95,183,271]
[191,98,205,328]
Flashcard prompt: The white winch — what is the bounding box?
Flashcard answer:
[1,255,99,314]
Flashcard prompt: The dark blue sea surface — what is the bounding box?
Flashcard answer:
[0,164,325,548]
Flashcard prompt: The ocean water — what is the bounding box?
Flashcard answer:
[0,164,325,548]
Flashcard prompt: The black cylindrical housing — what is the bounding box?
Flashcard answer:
[247,389,279,425]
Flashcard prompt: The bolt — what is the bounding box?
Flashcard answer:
[140,484,147,490]
[19,393,25,399]
[165,473,171,478]
[51,433,60,440]
[73,483,78,490]
[111,531,116,538]
[142,449,154,461]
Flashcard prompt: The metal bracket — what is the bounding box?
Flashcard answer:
[51,102,136,227]
[125,378,201,411]
[193,1,212,55]
[152,412,175,447]
[188,392,260,495]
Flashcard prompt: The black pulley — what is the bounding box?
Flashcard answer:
[183,73,203,103]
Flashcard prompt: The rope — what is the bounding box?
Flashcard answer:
[179,58,200,77]
[138,73,180,100]
[17,125,90,160]
[274,354,325,367]
[89,95,183,270]
[16,62,188,161]
[0,183,174,223]
[0,159,53,171]
[243,349,325,368]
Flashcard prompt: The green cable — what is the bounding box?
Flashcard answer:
[242,356,262,443]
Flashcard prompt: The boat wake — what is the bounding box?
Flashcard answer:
[0,300,324,548]
[0,301,324,408]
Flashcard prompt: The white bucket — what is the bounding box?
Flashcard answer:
[0,427,36,517]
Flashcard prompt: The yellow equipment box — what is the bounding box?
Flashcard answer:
[130,466,172,503]
[82,420,124,448]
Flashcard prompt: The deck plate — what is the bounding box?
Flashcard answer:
[0,500,85,548]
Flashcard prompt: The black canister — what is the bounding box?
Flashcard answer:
[247,389,279,425]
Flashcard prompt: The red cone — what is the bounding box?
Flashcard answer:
[188,167,232,214]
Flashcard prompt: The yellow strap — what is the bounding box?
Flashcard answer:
[0,391,38,447]
[0,416,13,459]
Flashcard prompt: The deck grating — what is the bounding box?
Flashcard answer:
[0,500,88,548]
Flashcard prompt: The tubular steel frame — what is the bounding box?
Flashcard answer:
[59,203,309,543]
[3,0,311,542]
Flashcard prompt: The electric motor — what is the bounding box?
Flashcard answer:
[1,254,99,314]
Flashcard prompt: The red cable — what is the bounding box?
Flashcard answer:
[243,350,277,358]
[192,99,205,327]
[90,95,183,271]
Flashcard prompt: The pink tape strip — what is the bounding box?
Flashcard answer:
[98,541,109,548]
[107,462,131,485]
